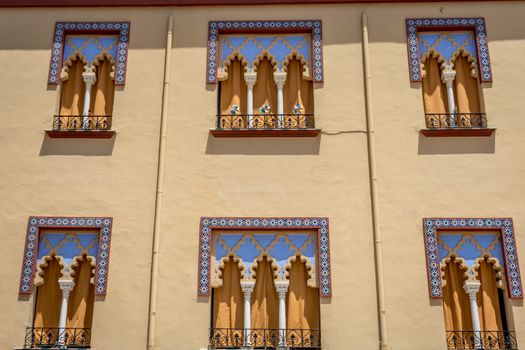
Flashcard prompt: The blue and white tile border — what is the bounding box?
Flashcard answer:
[19,216,113,296]
[423,218,523,299]
[48,22,130,86]
[198,217,332,297]
[206,20,324,84]
[406,18,492,83]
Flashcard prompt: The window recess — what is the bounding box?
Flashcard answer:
[197,217,332,349]
[45,22,130,138]
[207,21,323,137]
[422,219,523,350]
[406,18,495,137]
[19,217,114,348]
[209,232,321,349]
[26,230,98,348]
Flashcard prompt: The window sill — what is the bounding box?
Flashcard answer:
[210,128,321,138]
[45,130,116,139]
[420,128,496,137]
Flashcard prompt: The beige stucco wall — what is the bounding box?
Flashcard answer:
[0,2,524,350]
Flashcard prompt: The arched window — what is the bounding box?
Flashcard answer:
[209,231,322,349]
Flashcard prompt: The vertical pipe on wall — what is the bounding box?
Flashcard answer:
[147,15,173,350]
[361,12,390,350]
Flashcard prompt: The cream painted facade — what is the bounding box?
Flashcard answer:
[0,2,524,350]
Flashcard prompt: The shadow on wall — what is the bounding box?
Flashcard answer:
[417,133,495,155]
[39,135,116,156]
[428,298,442,307]
[205,134,321,155]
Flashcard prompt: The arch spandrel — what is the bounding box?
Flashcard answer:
[438,232,506,286]
[36,230,100,284]
[218,33,312,80]
[418,31,479,78]
[211,230,318,287]
[61,35,119,81]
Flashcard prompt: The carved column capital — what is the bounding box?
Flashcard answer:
[58,278,75,296]
[82,71,97,85]
[463,280,481,300]
[441,66,456,86]
[244,72,257,88]
[241,281,255,298]
[273,72,287,89]
[274,280,289,298]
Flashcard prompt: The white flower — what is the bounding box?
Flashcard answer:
[259,104,271,114]
[229,104,240,115]
[292,102,304,114]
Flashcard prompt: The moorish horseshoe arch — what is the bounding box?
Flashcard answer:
[423,218,523,299]
[198,217,332,297]
[206,20,324,84]
[406,17,492,83]
[47,22,130,86]
[19,216,113,296]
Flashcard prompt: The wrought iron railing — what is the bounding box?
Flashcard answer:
[24,327,91,348]
[446,330,518,350]
[425,113,487,129]
[52,115,112,131]
[216,114,315,130]
[209,328,321,349]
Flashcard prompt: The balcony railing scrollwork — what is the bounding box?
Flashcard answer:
[216,114,315,130]
[425,112,487,129]
[53,115,112,131]
[446,330,518,350]
[24,327,91,348]
[209,328,321,349]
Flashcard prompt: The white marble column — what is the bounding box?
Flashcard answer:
[81,71,97,129]
[464,280,482,348]
[441,67,457,127]
[274,72,287,127]
[241,281,255,347]
[57,278,75,347]
[244,73,257,128]
[274,281,289,348]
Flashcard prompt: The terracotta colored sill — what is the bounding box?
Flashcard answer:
[210,128,321,137]
[45,130,116,139]
[420,128,496,137]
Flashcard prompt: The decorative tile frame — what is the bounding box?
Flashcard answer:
[406,18,492,83]
[198,217,332,297]
[206,20,324,84]
[423,218,523,299]
[48,22,130,85]
[19,216,113,296]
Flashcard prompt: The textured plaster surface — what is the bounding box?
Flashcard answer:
[0,2,524,350]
